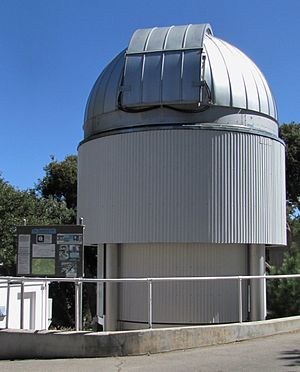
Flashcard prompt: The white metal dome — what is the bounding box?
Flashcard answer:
[83,24,278,140]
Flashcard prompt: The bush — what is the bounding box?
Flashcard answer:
[267,244,300,318]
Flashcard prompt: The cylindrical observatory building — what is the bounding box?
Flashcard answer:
[78,24,286,330]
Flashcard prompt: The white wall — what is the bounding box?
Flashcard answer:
[0,281,49,330]
[118,243,249,327]
[78,129,286,245]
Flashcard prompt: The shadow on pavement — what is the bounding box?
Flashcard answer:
[279,349,300,367]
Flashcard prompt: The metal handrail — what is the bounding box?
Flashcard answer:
[2,273,300,282]
[1,274,300,331]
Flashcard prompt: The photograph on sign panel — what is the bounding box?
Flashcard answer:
[32,258,55,275]
[69,245,80,259]
[59,245,69,260]
[60,262,77,277]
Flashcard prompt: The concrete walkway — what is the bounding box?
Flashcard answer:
[2,316,300,359]
[0,330,300,372]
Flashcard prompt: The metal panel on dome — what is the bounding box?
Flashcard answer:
[145,27,169,50]
[122,55,143,106]
[161,52,182,102]
[253,63,277,119]
[85,52,125,121]
[103,52,125,113]
[121,24,212,108]
[127,28,153,53]
[142,53,162,103]
[213,38,247,109]
[127,24,212,53]
[230,45,260,112]
[201,36,278,119]
[92,61,116,115]
[204,37,231,107]
[164,25,186,49]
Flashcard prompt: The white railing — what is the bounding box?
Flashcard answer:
[1,274,300,331]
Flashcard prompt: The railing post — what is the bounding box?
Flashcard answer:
[75,280,83,331]
[5,279,10,329]
[20,281,24,329]
[79,281,83,330]
[44,281,49,330]
[148,279,153,329]
[238,277,243,323]
[41,283,45,329]
[75,281,80,331]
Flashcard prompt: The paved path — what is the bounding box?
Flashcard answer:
[1,331,300,372]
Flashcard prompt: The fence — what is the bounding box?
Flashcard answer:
[1,274,300,331]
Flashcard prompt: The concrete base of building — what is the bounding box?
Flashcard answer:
[1,316,300,360]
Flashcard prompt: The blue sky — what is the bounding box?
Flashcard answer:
[0,0,299,190]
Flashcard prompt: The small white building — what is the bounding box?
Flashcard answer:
[78,24,286,330]
[0,280,50,330]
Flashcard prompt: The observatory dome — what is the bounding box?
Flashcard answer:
[83,24,278,141]
[78,24,286,330]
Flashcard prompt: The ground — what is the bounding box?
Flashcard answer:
[1,330,300,371]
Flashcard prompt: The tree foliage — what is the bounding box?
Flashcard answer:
[0,155,95,328]
[0,176,75,275]
[279,122,300,210]
[36,155,77,210]
[267,244,300,318]
[34,154,96,328]
[267,122,300,318]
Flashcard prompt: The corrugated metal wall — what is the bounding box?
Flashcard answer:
[78,129,286,245]
[118,243,248,326]
[209,133,286,243]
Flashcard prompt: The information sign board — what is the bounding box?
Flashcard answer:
[16,225,84,277]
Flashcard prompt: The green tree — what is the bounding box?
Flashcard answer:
[35,155,97,328]
[0,157,86,328]
[267,123,300,318]
[35,155,78,327]
[279,122,300,211]
[36,155,77,210]
[0,176,75,275]
[267,244,300,318]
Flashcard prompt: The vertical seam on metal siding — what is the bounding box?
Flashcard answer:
[216,38,247,109]
[160,26,173,105]
[182,24,191,48]
[203,41,215,104]
[253,63,272,117]
[249,68,261,113]
[210,38,233,107]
